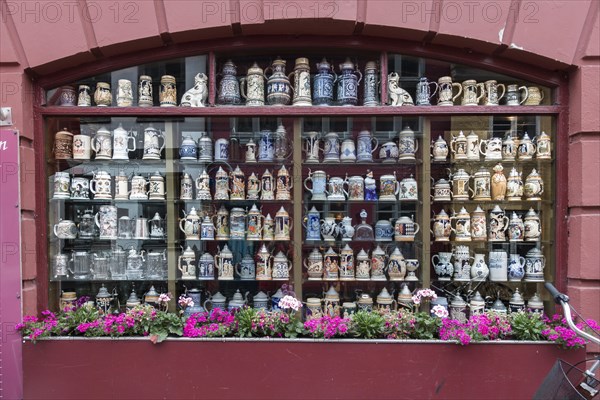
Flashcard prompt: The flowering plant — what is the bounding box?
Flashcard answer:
[431,305,449,319]
[183,308,236,338]
[178,294,194,313]
[411,288,437,306]
[304,315,350,339]
[541,314,599,349]
[278,295,303,312]
[157,292,172,312]
[382,310,416,339]
[439,312,512,345]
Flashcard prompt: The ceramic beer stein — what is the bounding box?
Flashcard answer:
[200,215,216,241]
[524,208,542,241]
[387,248,406,281]
[326,176,348,201]
[347,175,364,201]
[77,85,91,106]
[229,207,246,240]
[452,245,472,282]
[90,170,112,199]
[179,207,201,240]
[272,251,292,280]
[482,80,506,106]
[229,165,246,201]
[215,244,235,280]
[112,124,136,160]
[356,130,378,162]
[197,252,215,280]
[313,58,336,106]
[53,219,78,239]
[244,138,257,163]
[432,209,452,241]
[116,79,133,107]
[479,137,503,161]
[437,76,462,106]
[451,207,471,241]
[450,131,468,160]
[524,86,544,105]
[304,131,321,163]
[180,135,198,160]
[472,166,492,201]
[506,84,528,106]
[398,126,418,160]
[355,249,370,280]
[379,172,399,201]
[524,169,544,200]
[337,58,362,106]
[470,205,487,241]
[535,131,552,159]
[394,215,420,241]
[416,76,438,106]
[180,173,193,200]
[507,167,524,201]
[431,135,449,161]
[364,171,377,201]
[247,172,261,200]
[289,57,312,106]
[460,80,484,106]
[198,132,213,162]
[72,132,91,160]
[260,169,274,200]
[466,130,480,161]
[471,254,489,281]
[518,133,537,160]
[53,172,71,199]
[142,124,165,160]
[240,62,265,106]
[70,177,89,199]
[338,216,355,241]
[92,126,112,160]
[138,75,153,107]
[508,212,525,242]
[450,168,472,200]
[214,205,230,241]
[488,250,508,281]
[217,60,241,105]
[502,134,518,161]
[129,174,148,200]
[94,82,112,106]
[432,252,454,280]
[159,75,177,107]
[178,246,196,280]
[304,169,327,201]
[488,205,509,241]
[340,138,357,162]
[432,178,452,202]
[258,130,274,162]
[304,248,324,280]
[149,212,165,239]
[320,216,339,241]
[339,244,355,280]
[375,220,394,241]
[195,168,212,200]
[274,206,292,241]
[304,206,321,241]
[246,204,264,241]
[236,254,256,280]
[214,166,230,200]
[255,244,272,280]
[95,205,118,239]
[380,141,399,162]
[399,175,418,200]
[275,165,293,201]
[265,57,292,106]
[323,132,341,163]
[524,247,545,281]
[113,170,129,200]
[149,171,165,200]
[371,245,388,281]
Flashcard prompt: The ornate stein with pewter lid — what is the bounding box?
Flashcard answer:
[488,205,509,241]
[217,60,241,105]
[524,208,541,241]
[313,58,336,106]
[337,58,362,106]
[518,133,536,160]
[466,130,480,161]
[289,57,312,106]
[398,126,418,160]
[450,130,468,160]
[524,169,544,200]
[472,166,492,201]
[265,57,292,106]
[431,135,449,161]
[451,207,471,241]
[112,124,136,160]
[416,76,438,106]
[91,126,112,160]
[460,80,484,106]
[276,165,293,201]
[240,62,265,106]
[535,131,552,159]
[363,61,379,106]
[142,124,165,160]
[437,76,462,106]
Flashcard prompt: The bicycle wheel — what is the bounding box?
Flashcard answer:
[533,359,589,400]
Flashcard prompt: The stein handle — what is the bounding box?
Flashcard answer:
[263,67,272,80]
[179,218,186,234]
[94,213,101,229]
[128,135,137,152]
[394,181,400,196]
[239,77,248,100]
[468,184,475,198]
[371,137,379,153]
[53,224,59,237]
[303,258,310,269]
[414,139,419,153]
[158,132,166,153]
[479,140,488,156]
[519,86,529,105]
[89,179,97,194]
[452,82,463,102]
[497,84,506,101]
[428,82,439,98]
[355,70,363,84]
[235,263,242,277]
[431,254,439,266]
[519,256,526,268]
[476,83,485,104]
[412,222,421,236]
[539,90,545,102]
[303,176,313,193]
[203,299,212,311]
[91,136,99,153]
[502,216,510,232]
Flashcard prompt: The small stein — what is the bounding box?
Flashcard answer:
[159,75,177,107]
[506,84,528,106]
[265,57,292,106]
[518,133,536,160]
[290,57,312,106]
[437,76,462,106]
[240,62,265,106]
[450,131,468,160]
[524,86,544,105]
[432,209,452,241]
[53,128,73,160]
[482,80,506,106]
[56,86,77,106]
[535,131,552,159]
[524,208,542,241]
[460,80,484,106]
[524,169,544,200]
[431,135,449,161]
[94,82,112,106]
[116,79,133,107]
[138,75,153,107]
[52,172,71,199]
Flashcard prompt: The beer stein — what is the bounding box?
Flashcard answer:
[354,249,370,280]
[260,169,274,200]
[265,57,292,106]
[502,134,518,161]
[53,128,74,159]
[229,165,246,200]
[313,58,336,106]
[246,204,264,241]
[142,124,165,160]
[356,130,378,162]
[275,165,293,201]
[432,209,452,241]
[138,75,153,107]
[304,206,321,241]
[198,132,213,162]
[159,75,177,107]
[263,213,274,241]
[245,138,257,162]
[450,131,468,160]
[258,130,274,161]
[114,170,129,200]
[90,170,112,199]
[180,135,198,160]
[394,215,420,241]
[535,131,552,159]
[450,168,472,200]
[337,58,362,106]
[93,82,112,106]
[524,86,544,105]
[405,259,420,281]
[91,253,110,280]
[198,251,215,280]
[398,126,418,160]
[146,250,167,280]
[524,208,541,241]
[488,205,509,241]
[118,216,134,239]
[116,79,133,107]
[437,76,462,106]
[77,209,96,239]
[149,212,165,239]
[217,60,241,105]
[431,135,449,161]
[387,248,406,281]
[374,220,394,241]
[524,247,545,281]
[304,169,327,201]
[460,80,484,106]
[323,247,340,281]
[507,167,524,201]
[449,295,468,322]
[214,205,230,240]
[482,80,506,106]
[215,244,235,280]
[472,166,492,201]
[275,206,292,241]
[70,251,91,280]
[195,168,212,200]
[524,169,544,200]
[451,207,471,241]
[130,174,149,200]
[379,141,399,162]
[289,57,312,106]
[432,178,452,202]
[110,247,127,280]
[323,132,341,163]
[416,76,438,106]
[53,172,71,199]
[54,219,78,239]
[180,173,193,200]
[178,246,196,280]
[275,124,291,161]
[179,207,201,240]
[53,253,70,278]
[200,215,216,241]
[518,133,537,160]
[508,254,526,282]
[214,166,230,200]
[236,254,256,280]
[506,84,528,106]
[304,131,321,163]
[95,205,118,240]
[370,245,388,281]
[466,130,481,160]
[112,124,136,160]
[320,216,339,241]
[479,137,503,161]
[340,138,357,163]
[92,126,112,159]
[508,212,525,242]
[247,172,261,200]
[452,245,472,282]
[326,176,348,201]
[229,207,246,240]
[255,244,273,280]
[432,252,454,281]
[470,205,487,241]
[488,250,508,281]
[133,217,149,240]
[347,175,364,201]
[399,175,418,200]
[362,60,379,106]
[304,248,324,280]
[72,132,91,160]
[77,85,91,106]
[240,62,265,106]
[379,172,399,201]
[272,251,292,280]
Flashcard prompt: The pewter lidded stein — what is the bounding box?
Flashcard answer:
[416,77,439,106]
[265,57,292,106]
[218,59,241,105]
[362,61,379,106]
[143,124,165,160]
[240,62,265,106]
[337,58,362,106]
[313,58,336,106]
[289,57,312,106]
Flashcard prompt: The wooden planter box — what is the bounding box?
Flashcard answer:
[23,338,585,399]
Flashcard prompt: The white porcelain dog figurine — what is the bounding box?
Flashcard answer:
[181,73,208,107]
[388,72,414,106]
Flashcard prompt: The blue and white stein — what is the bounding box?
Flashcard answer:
[214,138,229,161]
[364,171,377,201]
[183,289,205,317]
[179,135,197,160]
[398,125,418,160]
[198,252,215,280]
[416,77,439,106]
[323,132,340,163]
[259,129,274,162]
[356,130,378,162]
[375,220,394,241]
[337,58,362,106]
[305,206,321,241]
[304,169,327,201]
[313,58,336,106]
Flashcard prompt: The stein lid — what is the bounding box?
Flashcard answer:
[325,247,338,256]
[357,248,368,258]
[151,171,163,179]
[521,132,532,141]
[233,165,243,175]
[491,204,503,214]
[144,285,160,301]
[527,293,544,309]
[272,288,284,299]
[61,291,77,300]
[400,126,415,136]
[467,130,479,139]
[526,247,543,257]
[390,247,403,257]
[401,174,416,183]
[220,244,232,256]
[377,288,393,303]
[276,206,288,217]
[253,291,269,302]
[510,211,522,221]
[247,62,263,75]
[435,135,447,143]
[537,131,550,140]
[278,165,289,177]
[198,132,211,143]
[230,289,247,305]
[470,291,485,306]
[265,213,273,221]
[491,298,507,312]
[113,123,127,135]
[56,127,73,137]
[188,207,199,216]
[223,59,237,69]
[200,251,214,262]
[509,167,521,177]
[525,208,538,218]
[358,293,373,304]
[218,205,228,214]
[119,216,131,221]
[262,168,272,177]
[211,291,226,302]
[473,205,485,214]
[151,212,162,221]
[97,126,110,135]
[316,58,332,70]
[365,60,378,70]
[372,245,385,255]
[450,294,466,307]
[183,246,195,257]
[453,168,470,179]
[216,166,228,178]
[339,57,355,70]
[324,286,339,301]
[306,297,322,306]
[455,130,466,139]
[456,207,470,217]
[509,288,525,305]
[126,288,141,306]
[249,203,260,214]
[436,209,450,218]
[527,168,540,178]
[96,284,112,299]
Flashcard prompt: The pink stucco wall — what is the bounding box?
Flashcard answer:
[1,0,598,353]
